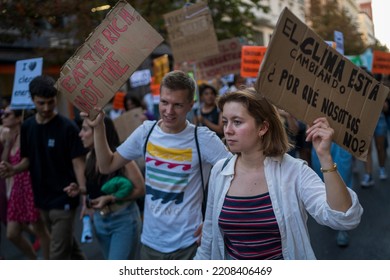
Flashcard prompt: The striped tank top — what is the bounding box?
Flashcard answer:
[218,192,283,260]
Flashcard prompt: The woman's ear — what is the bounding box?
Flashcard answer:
[258,121,269,138]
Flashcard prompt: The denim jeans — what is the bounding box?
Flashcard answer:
[93,201,142,260]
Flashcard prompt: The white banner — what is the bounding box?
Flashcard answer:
[10,57,43,109]
[130,69,151,88]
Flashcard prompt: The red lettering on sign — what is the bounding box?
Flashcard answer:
[61,76,76,93]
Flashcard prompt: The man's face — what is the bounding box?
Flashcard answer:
[158,86,194,133]
[33,96,57,121]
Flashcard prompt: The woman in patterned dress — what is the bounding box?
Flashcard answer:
[0,108,50,259]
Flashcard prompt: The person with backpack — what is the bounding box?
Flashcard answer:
[81,70,231,260]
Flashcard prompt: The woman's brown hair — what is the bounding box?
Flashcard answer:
[217,87,292,157]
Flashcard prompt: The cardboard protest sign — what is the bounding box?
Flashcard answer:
[372,50,390,75]
[113,107,145,143]
[241,46,267,78]
[153,54,170,85]
[10,57,43,109]
[195,38,242,80]
[55,0,164,120]
[163,2,219,63]
[255,8,389,161]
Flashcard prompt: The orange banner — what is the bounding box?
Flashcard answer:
[240,46,267,78]
[372,50,390,75]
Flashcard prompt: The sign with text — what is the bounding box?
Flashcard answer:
[255,8,389,161]
[163,2,219,63]
[153,54,170,85]
[241,46,267,78]
[55,0,163,120]
[196,38,242,80]
[130,69,151,88]
[372,50,390,75]
[10,57,43,109]
[113,107,144,143]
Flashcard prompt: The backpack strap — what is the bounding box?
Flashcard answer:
[194,126,207,217]
[143,121,158,157]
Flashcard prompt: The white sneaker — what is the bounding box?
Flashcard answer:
[361,174,374,188]
[379,168,388,180]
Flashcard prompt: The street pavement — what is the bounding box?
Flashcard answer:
[1,152,390,260]
[309,156,390,260]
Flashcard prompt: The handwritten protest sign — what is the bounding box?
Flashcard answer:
[113,107,144,143]
[195,38,242,80]
[256,8,389,161]
[241,46,266,78]
[164,2,219,63]
[372,50,390,75]
[55,0,163,120]
[10,57,43,109]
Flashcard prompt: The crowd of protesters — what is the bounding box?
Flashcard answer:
[1,71,389,260]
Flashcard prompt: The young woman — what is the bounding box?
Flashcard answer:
[194,88,363,260]
[194,84,223,138]
[0,108,50,259]
[66,117,145,259]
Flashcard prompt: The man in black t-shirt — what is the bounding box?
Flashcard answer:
[0,75,88,259]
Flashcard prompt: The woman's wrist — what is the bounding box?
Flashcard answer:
[320,162,337,173]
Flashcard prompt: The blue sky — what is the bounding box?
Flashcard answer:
[372,0,390,48]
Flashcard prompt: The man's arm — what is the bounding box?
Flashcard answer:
[81,109,129,174]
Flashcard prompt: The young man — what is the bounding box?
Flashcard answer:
[83,70,231,259]
[0,75,88,259]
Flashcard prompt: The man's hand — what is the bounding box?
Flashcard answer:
[80,107,105,128]
[63,182,81,197]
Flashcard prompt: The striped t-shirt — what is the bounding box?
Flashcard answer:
[218,192,283,260]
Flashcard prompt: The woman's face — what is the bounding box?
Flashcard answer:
[79,119,94,149]
[222,101,261,154]
[1,107,19,129]
[126,99,136,111]
[201,88,216,106]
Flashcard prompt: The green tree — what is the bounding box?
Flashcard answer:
[307,0,366,55]
[0,0,268,64]
[370,39,389,52]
